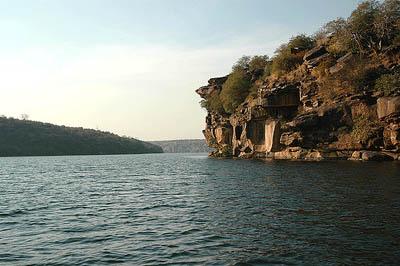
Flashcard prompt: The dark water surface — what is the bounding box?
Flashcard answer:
[1,154,400,265]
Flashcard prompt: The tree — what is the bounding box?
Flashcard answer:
[248,55,269,72]
[318,18,354,55]
[20,114,29,120]
[374,0,400,49]
[220,69,251,113]
[348,0,379,53]
[232,56,251,72]
[286,34,315,51]
[271,34,315,75]
[200,91,225,114]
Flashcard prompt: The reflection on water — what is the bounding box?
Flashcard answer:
[0,154,399,265]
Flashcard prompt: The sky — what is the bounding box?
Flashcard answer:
[0,0,362,141]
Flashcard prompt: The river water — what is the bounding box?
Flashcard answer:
[1,154,399,265]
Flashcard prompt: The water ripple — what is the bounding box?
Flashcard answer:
[0,154,399,265]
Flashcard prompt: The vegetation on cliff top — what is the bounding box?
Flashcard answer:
[271,34,315,75]
[0,117,163,156]
[200,0,400,115]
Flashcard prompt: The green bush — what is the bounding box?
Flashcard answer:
[220,69,251,113]
[248,55,269,72]
[286,34,315,51]
[319,18,355,56]
[375,72,400,96]
[271,50,302,75]
[375,0,400,48]
[351,114,379,144]
[319,56,378,101]
[317,0,400,55]
[263,61,273,77]
[232,55,251,72]
[200,91,225,113]
[271,34,315,75]
[348,0,380,53]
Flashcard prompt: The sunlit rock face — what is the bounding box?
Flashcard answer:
[377,97,400,119]
[195,76,228,98]
[196,47,400,161]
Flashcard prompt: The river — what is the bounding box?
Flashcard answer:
[1,154,399,265]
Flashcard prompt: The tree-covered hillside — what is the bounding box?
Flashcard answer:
[0,117,163,156]
[150,139,212,153]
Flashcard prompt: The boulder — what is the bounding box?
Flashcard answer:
[383,123,400,149]
[303,46,328,61]
[195,85,220,99]
[377,96,400,119]
[305,150,324,160]
[287,113,319,129]
[361,151,394,161]
[303,46,330,68]
[208,76,228,86]
[280,131,303,146]
[351,151,362,160]
[195,76,228,99]
[329,52,353,74]
[273,147,308,160]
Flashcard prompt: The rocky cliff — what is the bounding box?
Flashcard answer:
[197,52,400,161]
[195,1,400,161]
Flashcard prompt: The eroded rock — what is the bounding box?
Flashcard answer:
[377,96,400,119]
[361,151,394,161]
[280,131,303,146]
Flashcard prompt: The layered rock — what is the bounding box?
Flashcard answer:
[196,49,400,161]
[195,76,228,98]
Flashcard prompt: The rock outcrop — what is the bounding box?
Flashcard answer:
[377,96,400,119]
[196,46,400,161]
[195,76,228,98]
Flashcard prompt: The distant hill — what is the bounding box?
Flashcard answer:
[150,139,211,153]
[0,117,163,156]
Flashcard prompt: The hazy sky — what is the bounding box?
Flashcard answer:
[0,0,361,140]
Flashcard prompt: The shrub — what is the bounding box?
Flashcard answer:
[374,0,400,49]
[233,55,270,76]
[315,0,400,55]
[220,69,251,113]
[271,49,301,75]
[263,61,273,77]
[338,57,378,91]
[348,0,380,53]
[374,72,400,96]
[200,91,225,114]
[248,55,269,72]
[319,57,378,101]
[232,55,251,72]
[312,56,336,79]
[286,34,315,51]
[319,18,355,56]
[351,114,379,144]
[271,34,315,75]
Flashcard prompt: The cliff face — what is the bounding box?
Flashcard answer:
[196,46,400,161]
